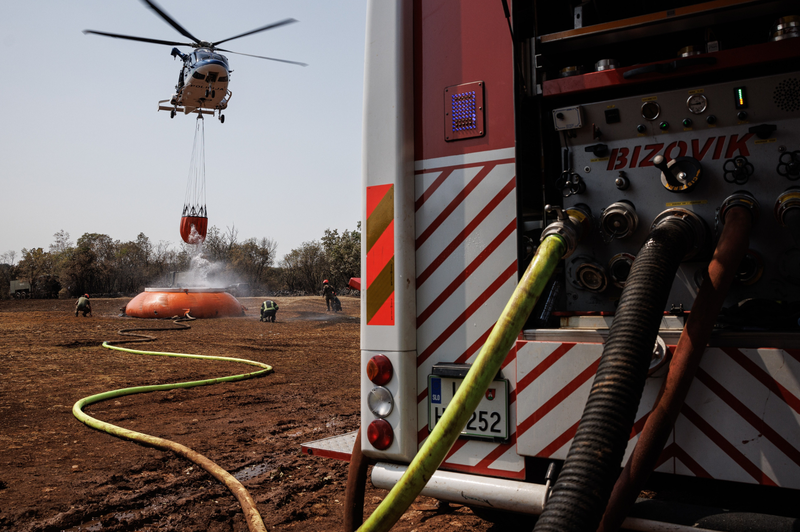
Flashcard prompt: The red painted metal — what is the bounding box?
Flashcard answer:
[543,39,800,98]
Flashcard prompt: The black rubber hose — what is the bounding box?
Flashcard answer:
[533,217,696,532]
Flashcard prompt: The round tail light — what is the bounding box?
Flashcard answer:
[366,354,393,385]
[367,419,394,450]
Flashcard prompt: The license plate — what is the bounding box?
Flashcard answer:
[428,375,509,442]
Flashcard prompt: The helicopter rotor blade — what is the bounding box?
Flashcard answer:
[212,18,298,46]
[140,0,201,44]
[82,30,192,47]
[215,47,307,67]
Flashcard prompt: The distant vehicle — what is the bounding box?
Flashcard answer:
[83,0,306,122]
[10,280,31,299]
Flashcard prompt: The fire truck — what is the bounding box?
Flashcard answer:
[304,1,800,530]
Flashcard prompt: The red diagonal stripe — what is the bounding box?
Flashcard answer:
[417,219,516,326]
[416,164,497,250]
[674,444,712,478]
[418,425,428,444]
[786,349,800,365]
[517,357,600,438]
[417,262,517,366]
[538,420,579,457]
[695,367,800,467]
[454,325,494,365]
[681,404,777,486]
[475,434,517,470]
[723,348,800,415]
[415,168,454,211]
[517,343,576,395]
[417,177,516,287]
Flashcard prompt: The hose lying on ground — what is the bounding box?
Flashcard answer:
[357,234,567,532]
[534,213,701,532]
[72,315,273,532]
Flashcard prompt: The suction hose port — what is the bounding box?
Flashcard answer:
[533,208,708,532]
[599,192,757,532]
[775,188,800,247]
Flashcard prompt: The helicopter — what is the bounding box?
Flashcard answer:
[84,0,306,123]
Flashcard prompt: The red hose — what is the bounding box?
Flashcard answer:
[344,428,373,531]
[597,205,754,532]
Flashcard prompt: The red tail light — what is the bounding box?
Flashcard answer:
[367,419,394,450]
[366,354,393,385]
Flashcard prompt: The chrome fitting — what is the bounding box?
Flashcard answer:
[775,188,800,227]
[719,191,759,225]
[600,200,639,240]
[651,208,708,261]
[541,204,591,259]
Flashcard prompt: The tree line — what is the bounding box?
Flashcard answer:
[0,224,360,299]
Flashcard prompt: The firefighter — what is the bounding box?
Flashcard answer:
[75,294,92,317]
[260,299,279,322]
[322,280,336,312]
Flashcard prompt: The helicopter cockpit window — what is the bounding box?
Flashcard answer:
[195,50,213,61]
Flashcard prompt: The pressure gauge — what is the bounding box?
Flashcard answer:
[686,93,708,114]
[641,101,661,121]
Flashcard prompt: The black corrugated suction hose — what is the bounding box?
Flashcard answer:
[533,216,697,532]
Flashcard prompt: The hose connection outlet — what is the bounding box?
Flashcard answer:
[367,419,394,450]
[775,188,800,227]
[541,203,592,258]
[650,208,709,261]
[600,200,639,240]
[367,386,394,418]
[608,253,635,288]
[720,191,760,225]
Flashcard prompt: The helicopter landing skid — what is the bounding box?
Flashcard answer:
[158,100,226,122]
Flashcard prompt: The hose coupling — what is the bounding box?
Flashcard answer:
[542,204,592,258]
[775,188,800,227]
[719,191,759,225]
[650,208,708,261]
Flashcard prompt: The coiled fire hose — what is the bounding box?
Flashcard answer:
[598,200,756,532]
[534,210,705,532]
[72,316,273,532]
[357,234,568,532]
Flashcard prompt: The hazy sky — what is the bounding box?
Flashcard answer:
[1,0,366,262]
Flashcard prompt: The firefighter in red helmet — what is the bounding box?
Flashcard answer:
[322,279,336,312]
[75,294,92,317]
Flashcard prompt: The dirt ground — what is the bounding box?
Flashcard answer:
[0,296,509,532]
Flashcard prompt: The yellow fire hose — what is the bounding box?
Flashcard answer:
[358,234,567,532]
[72,316,273,532]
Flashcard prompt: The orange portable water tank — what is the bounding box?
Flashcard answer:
[125,288,244,319]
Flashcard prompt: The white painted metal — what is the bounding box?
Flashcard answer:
[360,0,416,352]
[515,340,800,488]
[359,0,417,462]
[414,150,524,478]
[371,463,718,532]
[372,462,546,513]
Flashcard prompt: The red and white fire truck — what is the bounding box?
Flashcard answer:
[305,1,800,530]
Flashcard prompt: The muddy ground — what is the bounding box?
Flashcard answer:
[0,296,514,532]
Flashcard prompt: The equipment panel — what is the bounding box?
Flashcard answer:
[556,71,800,311]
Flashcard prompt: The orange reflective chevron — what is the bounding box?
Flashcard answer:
[366,184,395,325]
